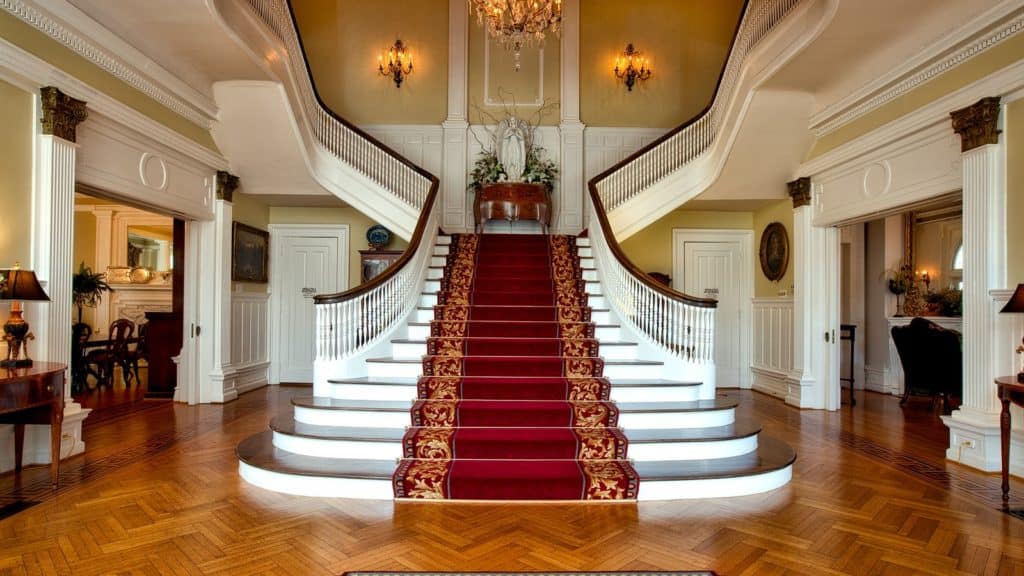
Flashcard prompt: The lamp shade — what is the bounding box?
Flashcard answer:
[0,268,50,301]
[1001,283,1024,313]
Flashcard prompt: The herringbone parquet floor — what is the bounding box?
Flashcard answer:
[2,386,1023,575]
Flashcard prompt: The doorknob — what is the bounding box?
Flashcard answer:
[824,331,830,343]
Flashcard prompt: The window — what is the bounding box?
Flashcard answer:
[952,243,963,289]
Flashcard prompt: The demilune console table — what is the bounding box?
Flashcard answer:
[474,182,551,234]
[0,362,66,487]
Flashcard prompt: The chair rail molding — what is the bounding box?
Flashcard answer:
[751,297,794,400]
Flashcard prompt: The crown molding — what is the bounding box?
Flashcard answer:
[1,0,218,129]
[808,0,1024,137]
[0,36,228,170]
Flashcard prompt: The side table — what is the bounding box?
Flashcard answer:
[0,362,66,487]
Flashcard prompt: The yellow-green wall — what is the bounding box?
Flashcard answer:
[752,199,793,297]
[807,33,1024,159]
[232,193,271,293]
[268,206,409,289]
[0,80,34,268]
[467,16,561,125]
[620,210,753,277]
[1008,99,1024,284]
[292,0,449,125]
[0,11,217,150]
[580,0,744,128]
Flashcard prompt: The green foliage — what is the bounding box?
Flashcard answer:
[887,264,914,295]
[72,261,112,324]
[926,287,963,316]
[468,146,559,192]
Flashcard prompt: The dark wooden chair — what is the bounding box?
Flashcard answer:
[84,319,135,389]
[891,317,962,413]
[70,322,94,393]
[123,322,148,386]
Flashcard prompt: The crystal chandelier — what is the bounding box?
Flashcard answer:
[468,0,562,71]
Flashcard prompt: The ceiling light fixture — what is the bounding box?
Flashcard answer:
[468,0,562,71]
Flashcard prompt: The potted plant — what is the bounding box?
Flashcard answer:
[72,261,112,325]
[468,146,558,193]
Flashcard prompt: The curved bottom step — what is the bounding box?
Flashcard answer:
[237,431,795,501]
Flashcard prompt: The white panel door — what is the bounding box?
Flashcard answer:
[277,235,340,383]
[681,241,743,388]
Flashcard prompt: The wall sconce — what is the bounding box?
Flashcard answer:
[378,39,413,88]
[614,43,651,92]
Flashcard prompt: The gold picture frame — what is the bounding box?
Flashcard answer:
[759,222,789,282]
[231,222,269,283]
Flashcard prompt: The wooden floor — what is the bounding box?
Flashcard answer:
[2,386,1023,575]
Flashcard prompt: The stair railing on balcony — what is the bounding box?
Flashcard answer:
[241,0,430,210]
[594,0,802,212]
[237,0,440,380]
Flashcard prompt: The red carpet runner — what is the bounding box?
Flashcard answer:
[393,234,639,500]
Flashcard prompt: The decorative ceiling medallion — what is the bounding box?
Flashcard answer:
[468,0,562,71]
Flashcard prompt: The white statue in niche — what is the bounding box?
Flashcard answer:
[497,116,530,182]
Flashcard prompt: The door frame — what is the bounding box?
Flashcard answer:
[672,228,754,389]
[268,224,349,385]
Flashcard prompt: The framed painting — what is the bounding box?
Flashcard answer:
[759,222,789,282]
[232,222,269,283]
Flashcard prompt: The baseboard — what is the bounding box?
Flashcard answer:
[864,366,888,394]
[751,366,788,400]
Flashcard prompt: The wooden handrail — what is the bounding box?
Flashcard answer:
[590,0,749,186]
[268,0,440,305]
[583,1,756,311]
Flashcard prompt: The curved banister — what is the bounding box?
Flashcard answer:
[586,0,804,364]
[594,0,802,212]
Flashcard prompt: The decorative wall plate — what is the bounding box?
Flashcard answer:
[366,224,392,250]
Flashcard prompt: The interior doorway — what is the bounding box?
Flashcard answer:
[71,189,185,415]
[672,229,753,389]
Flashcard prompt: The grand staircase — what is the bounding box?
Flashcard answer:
[238,232,795,501]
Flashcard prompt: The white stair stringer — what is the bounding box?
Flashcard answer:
[604,0,839,241]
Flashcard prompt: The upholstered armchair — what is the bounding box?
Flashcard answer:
[890,317,963,412]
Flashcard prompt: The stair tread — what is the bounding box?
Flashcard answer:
[391,338,635,346]
[270,416,404,441]
[329,376,697,386]
[625,418,761,442]
[293,396,734,413]
[238,431,396,479]
[634,437,795,480]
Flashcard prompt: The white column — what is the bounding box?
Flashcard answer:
[442,0,470,232]
[786,178,840,410]
[558,0,585,234]
[32,87,90,463]
[207,172,238,402]
[943,97,1006,471]
[91,208,112,334]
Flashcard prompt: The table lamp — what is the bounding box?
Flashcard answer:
[1000,283,1024,382]
[0,264,50,368]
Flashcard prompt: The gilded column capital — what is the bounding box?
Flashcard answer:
[950,97,1001,153]
[787,177,812,209]
[40,87,88,143]
[216,171,239,202]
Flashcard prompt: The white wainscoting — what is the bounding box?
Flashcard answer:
[751,298,793,399]
[361,125,444,177]
[583,127,668,184]
[229,291,270,396]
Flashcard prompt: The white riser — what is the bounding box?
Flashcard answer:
[578,247,592,258]
[412,308,613,324]
[420,294,437,307]
[575,238,591,247]
[272,432,403,460]
[610,385,700,403]
[620,407,734,429]
[437,236,452,245]
[582,269,598,281]
[404,324,623,340]
[626,435,758,461]
[239,462,395,499]
[431,256,447,267]
[241,461,793,501]
[425,280,441,292]
[427,268,443,279]
[368,361,421,378]
[294,405,409,427]
[434,246,450,256]
[585,282,601,295]
[637,466,793,501]
[331,382,416,401]
[604,362,661,379]
[391,341,636,360]
[587,296,606,308]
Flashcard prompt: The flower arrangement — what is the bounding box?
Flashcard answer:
[887,264,914,295]
[469,147,558,192]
